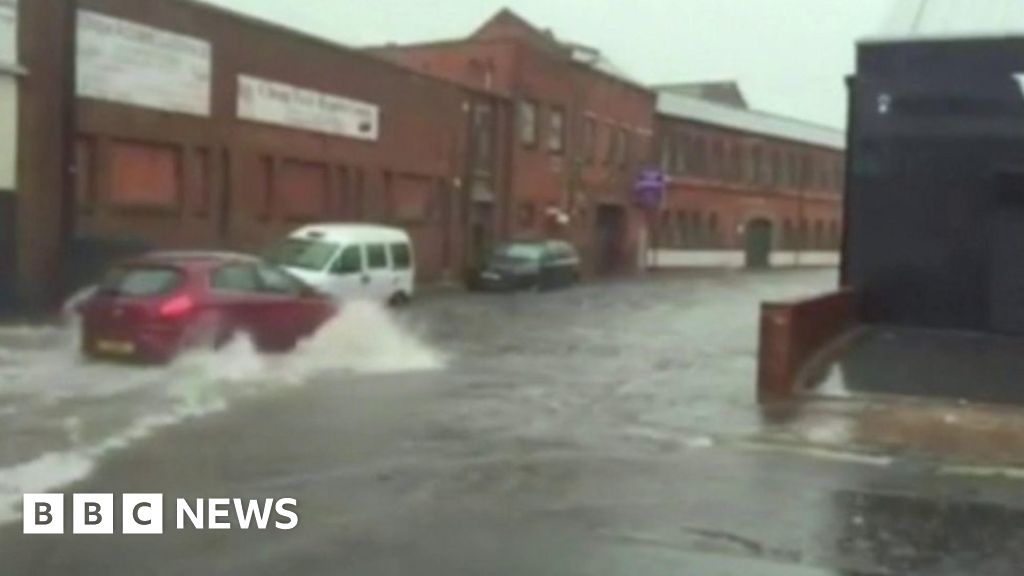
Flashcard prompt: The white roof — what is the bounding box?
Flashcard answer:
[291,223,410,243]
[656,91,845,150]
[865,0,1024,43]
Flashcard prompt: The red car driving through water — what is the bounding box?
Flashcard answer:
[77,251,338,364]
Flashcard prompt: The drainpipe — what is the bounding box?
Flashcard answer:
[58,0,78,299]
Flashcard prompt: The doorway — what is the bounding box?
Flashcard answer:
[595,204,626,274]
[745,218,773,269]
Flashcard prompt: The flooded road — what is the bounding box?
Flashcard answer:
[2,270,1024,574]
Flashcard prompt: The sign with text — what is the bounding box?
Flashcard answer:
[0,0,16,67]
[76,10,212,116]
[237,74,380,142]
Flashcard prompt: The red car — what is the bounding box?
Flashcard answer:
[77,251,337,364]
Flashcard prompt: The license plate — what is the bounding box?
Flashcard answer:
[482,272,501,281]
[95,340,135,356]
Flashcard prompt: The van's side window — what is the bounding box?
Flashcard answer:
[391,243,411,270]
[367,244,389,270]
[330,246,363,275]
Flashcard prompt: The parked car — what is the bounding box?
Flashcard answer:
[471,240,581,292]
[76,251,337,364]
[265,224,415,305]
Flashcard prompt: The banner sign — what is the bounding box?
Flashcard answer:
[76,10,212,116]
[0,0,16,67]
[237,74,380,142]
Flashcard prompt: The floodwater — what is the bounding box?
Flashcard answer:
[3,270,1024,574]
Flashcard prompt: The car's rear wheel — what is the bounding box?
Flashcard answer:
[388,291,411,307]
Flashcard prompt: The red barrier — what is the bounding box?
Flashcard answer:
[757,289,858,403]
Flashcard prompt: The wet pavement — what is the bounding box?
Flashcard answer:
[2,270,1024,574]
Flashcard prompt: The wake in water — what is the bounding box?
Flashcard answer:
[0,300,445,524]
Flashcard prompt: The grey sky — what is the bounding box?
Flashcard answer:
[204,0,898,128]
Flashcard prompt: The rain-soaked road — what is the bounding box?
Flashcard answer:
[2,270,1024,575]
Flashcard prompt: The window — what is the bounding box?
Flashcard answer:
[391,243,412,270]
[211,264,261,293]
[787,152,800,189]
[814,220,825,248]
[693,137,707,177]
[801,154,813,189]
[367,244,389,269]
[584,116,597,164]
[472,102,495,169]
[708,213,720,247]
[605,124,619,165]
[256,265,303,296]
[518,100,538,146]
[690,211,703,247]
[547,106,565,153]
[771,150,783,188]
[100,266,183,298]
[330,245,363,275]
[676,211,689,247]
[109,141,181,208]
[620,129,630,168]
[711,140,725,180]
[783,219,795,249]
[674,134,688,174]
[660,211,674,245]
[751,146,763,185]
[265,238,339,272]
[729,145,742,182]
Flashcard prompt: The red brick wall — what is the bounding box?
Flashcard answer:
[653,114,844,254]
[758,289,857,403]
[65,0,471,285]
[373,35,657,275]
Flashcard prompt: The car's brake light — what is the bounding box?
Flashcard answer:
[158,294,195,318]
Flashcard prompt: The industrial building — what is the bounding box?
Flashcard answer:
[2,1,846,312]
[652,86,845,269]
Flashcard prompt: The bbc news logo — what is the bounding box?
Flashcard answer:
[23,494,298,534]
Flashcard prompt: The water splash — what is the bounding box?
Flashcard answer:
[0,299,445,524]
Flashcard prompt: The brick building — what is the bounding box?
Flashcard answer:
[374,9,657,275]
[3,2,846,312]
[651,87,845,269]
[8,0,494,310]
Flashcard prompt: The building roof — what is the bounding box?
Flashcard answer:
[652,81,748,109]
[656,90,845,150]
[865,0,1024,43]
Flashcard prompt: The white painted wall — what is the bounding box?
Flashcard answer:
[652,249,839,269]
[0,0,17,192]
[0,77,14,191]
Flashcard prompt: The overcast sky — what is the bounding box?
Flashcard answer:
[205,0,899,129]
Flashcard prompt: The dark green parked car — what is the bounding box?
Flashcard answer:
[470,240,581,292]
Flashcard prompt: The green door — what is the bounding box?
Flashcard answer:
[745,219,773,269]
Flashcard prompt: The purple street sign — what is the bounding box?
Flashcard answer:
[634,168,667,208]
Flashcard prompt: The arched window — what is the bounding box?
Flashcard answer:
[677,210,689,248]
[690,211,703,248]
[708,213,720,247]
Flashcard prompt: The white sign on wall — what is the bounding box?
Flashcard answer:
[0,0,16,67]
[237,75,380,142]
[76,10,212,116]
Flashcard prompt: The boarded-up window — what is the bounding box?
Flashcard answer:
[109,142,181,208]
[75,138,96,211]
[192,149,211,217]
[280,160,328,220]
[392,176,433,223]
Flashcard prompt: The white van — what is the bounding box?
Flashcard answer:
[266,224,415,304]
